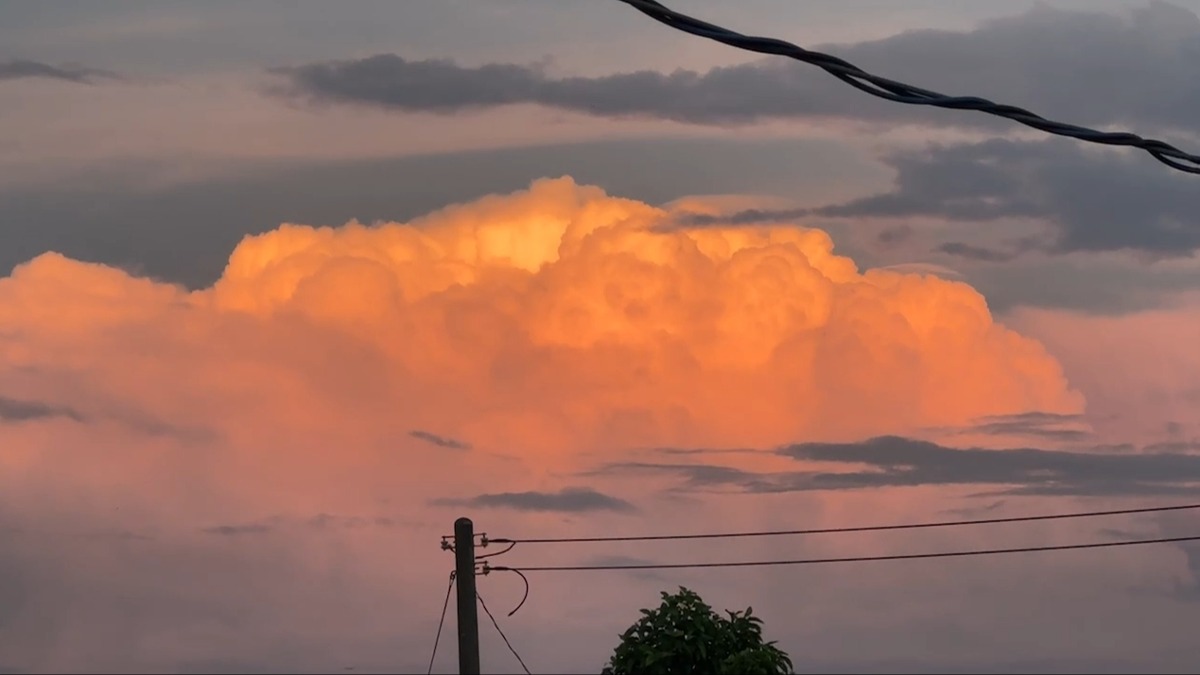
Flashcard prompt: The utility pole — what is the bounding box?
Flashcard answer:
[454,516,481,675]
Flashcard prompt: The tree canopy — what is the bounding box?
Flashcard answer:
[601,586,793,675]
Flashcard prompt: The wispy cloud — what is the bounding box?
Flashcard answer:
[432,487,637,514]
[0,395,86,423]
[409,429,471,450]
[593,435,1200,497]
[201,520,280,537]
[0,59,117,84]
[957,412,1093,442]
[200,514,401,537]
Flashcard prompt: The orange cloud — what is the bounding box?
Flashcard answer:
[16,177,1200,674]
[1,176,1082,475]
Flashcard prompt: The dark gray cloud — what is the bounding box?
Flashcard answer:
[201,514,399,537]
[690,135,1200,259]
[0,395,85,423]
[433,487,637,514]
[935,241,1022,263]
[278,3,1200,134]
[672,206,813,228]
[677,142,1200,266]
[408,429,470,450]
[0,136,871,290]
[820,138,1200,257]
[0,390,217,443]
[201,522,278,537]
[956,412,1093,442]
[0,59,115,84]
[594,435,1200,497]
[774,436,1200,496]
[1145,440,1200,454]
[589,461,755,490]
[876,225,914,248]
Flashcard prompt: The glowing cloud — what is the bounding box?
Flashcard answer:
[0,176,1124,673]
[2,176,1081,467]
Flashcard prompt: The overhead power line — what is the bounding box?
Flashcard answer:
[615,0,1200,175]
[489,502,1200,545]
[487,533,1200,574]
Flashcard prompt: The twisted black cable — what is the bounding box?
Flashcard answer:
[490,502,1200,545]
[616,0,1200,174]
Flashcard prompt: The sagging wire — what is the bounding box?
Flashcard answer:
[488,502,1200,546]
[478,590,533,674]
[478,562,531,617]
[615,0,1200,175]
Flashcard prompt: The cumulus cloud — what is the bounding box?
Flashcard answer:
[200,176,1080,446]
[0,176,1137,671]
[277,2,1200,132]
[0,175,1083,463]
[0,59,116,84]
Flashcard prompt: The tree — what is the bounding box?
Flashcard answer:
[601,586,793,675]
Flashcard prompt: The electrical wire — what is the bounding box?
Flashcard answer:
[477,541,517,560]
[487,533,1200,573]
[614,0,1200,175]
[490,502,1200,545]
[478,590,532,674]
[426,571,456,675]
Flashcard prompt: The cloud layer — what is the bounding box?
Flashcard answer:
[597,434,1200,497]
[279,2,1200,132]
[0,176,1170,672]
[0,175,1084,465]
[0,58,114,84]
[676,137,1200,258]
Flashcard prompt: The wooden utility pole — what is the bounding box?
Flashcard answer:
[454,517,481,675]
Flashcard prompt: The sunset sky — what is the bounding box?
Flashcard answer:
[3,1,1200,673]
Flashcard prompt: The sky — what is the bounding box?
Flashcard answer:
[2,1,1200,673]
